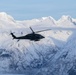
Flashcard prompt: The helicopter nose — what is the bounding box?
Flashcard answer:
[40,35,45,38]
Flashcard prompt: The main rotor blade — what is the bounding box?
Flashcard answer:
[30,27,34,33]
[35,28,51,33]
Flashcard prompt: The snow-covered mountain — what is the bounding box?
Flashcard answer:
[57,15,76,27]
[0,12,25,29]
[18,16,56,28]
[0,12,76,75]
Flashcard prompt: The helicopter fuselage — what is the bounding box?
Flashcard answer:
[11,33,44,41]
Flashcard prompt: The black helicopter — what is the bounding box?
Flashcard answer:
[11,27,46,41]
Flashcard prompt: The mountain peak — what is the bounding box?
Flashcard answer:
[41,16,55,21]
[60,15,72,22]
[0,12,7,15]
[0,12,14,21]
[0,12,9,18]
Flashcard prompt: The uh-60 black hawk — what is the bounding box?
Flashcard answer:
[10,27,50,41]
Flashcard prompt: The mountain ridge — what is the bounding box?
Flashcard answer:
[0,12,76,28]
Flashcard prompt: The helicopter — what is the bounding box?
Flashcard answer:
[10,27,47,41]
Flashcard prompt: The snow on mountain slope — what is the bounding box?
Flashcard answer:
[17,16,56,28]
[45,31,76,75]
[0,12,24,28]
[17,15,76,29]
[57,15,76,27]
[0,12,76,75]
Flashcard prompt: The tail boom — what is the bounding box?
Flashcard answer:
[11,33,17,39]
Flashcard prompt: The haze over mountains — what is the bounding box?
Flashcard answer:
[0,12,76,75]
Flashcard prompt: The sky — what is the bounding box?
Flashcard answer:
[0,0,76,20]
